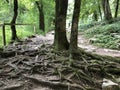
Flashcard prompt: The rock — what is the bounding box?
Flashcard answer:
[114,35,120,38]
[111,33,120,38]
[102,78,119,90]
[89,38,97,43]
[117,43,120,49]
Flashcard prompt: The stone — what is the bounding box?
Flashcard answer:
[111,33,120,38]
[102,78,119,90]
[117,43,120,49]
[89,38,97,43]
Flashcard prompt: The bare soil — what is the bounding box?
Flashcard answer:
[78,33,120,58]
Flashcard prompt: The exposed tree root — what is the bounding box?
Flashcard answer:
[0,51,16,58]
[0,39,120,90]
[25,76,87,90]
[1,84,23,90]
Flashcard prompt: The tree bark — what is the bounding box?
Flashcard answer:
[6,0,9,3]
[114,0,119,18]
[10,0,18,42]
[93,10,98,21]
[98,0,102,20]
[102,0,112,21]
[36,1,45,32]
[70,0,81,53]
[54,0,69,51]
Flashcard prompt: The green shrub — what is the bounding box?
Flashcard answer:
[0,26,34,48]
[79,20,120,49]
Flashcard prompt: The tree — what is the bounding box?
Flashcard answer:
[10,0,19,42]
[80,0,100,22]
[114,0,119,18]
[35,0,45,31]
[70,0,81,55]
[93,10,98,21]
[97,0,102,20]
[6,0,9,3]
[102,0,112,21]
[54,0,69,50]
[92,1,99,21]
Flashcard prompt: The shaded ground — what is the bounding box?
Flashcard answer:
[0,31,120,90]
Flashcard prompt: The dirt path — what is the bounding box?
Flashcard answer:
[38,31,120,58]
[78,33,120,58]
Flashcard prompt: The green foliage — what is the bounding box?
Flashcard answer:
[79,21,98,30]
[0,26,34,47]
[80,0,99,21]
[19,0,55,32]
[0,0,55,47]
[79,20,120,49]
[93,35,118,49]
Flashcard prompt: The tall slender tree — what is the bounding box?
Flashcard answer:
[93,10,98,21]
[70,0,81,54]
[114,0,119,18]
[10,0,19,42]
[102,0,112,21]
[35,0,45,31]
[54,0,69,50]
[98,0,102,20]
[6,0,9,3]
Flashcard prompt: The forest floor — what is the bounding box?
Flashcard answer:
[77,32,120,58]
[0,31,120,90]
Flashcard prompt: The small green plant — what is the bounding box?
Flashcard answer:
[0,25,35,48]
[79,20,120,49]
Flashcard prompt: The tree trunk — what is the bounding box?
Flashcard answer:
[70,0,81,53]
[102,0,112,21]
[6,0,9,3]
[114,0,119,18]
[10,0,18,42]
[93,10,98,21]
[54,0,69,51]
[98,0,102,20]
[36,1,45,32]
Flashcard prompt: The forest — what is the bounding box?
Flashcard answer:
[0,0,120,90]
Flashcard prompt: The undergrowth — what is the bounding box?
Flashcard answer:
[0,26,37,48]
[0,24,53,48]
[79,20,120,50]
